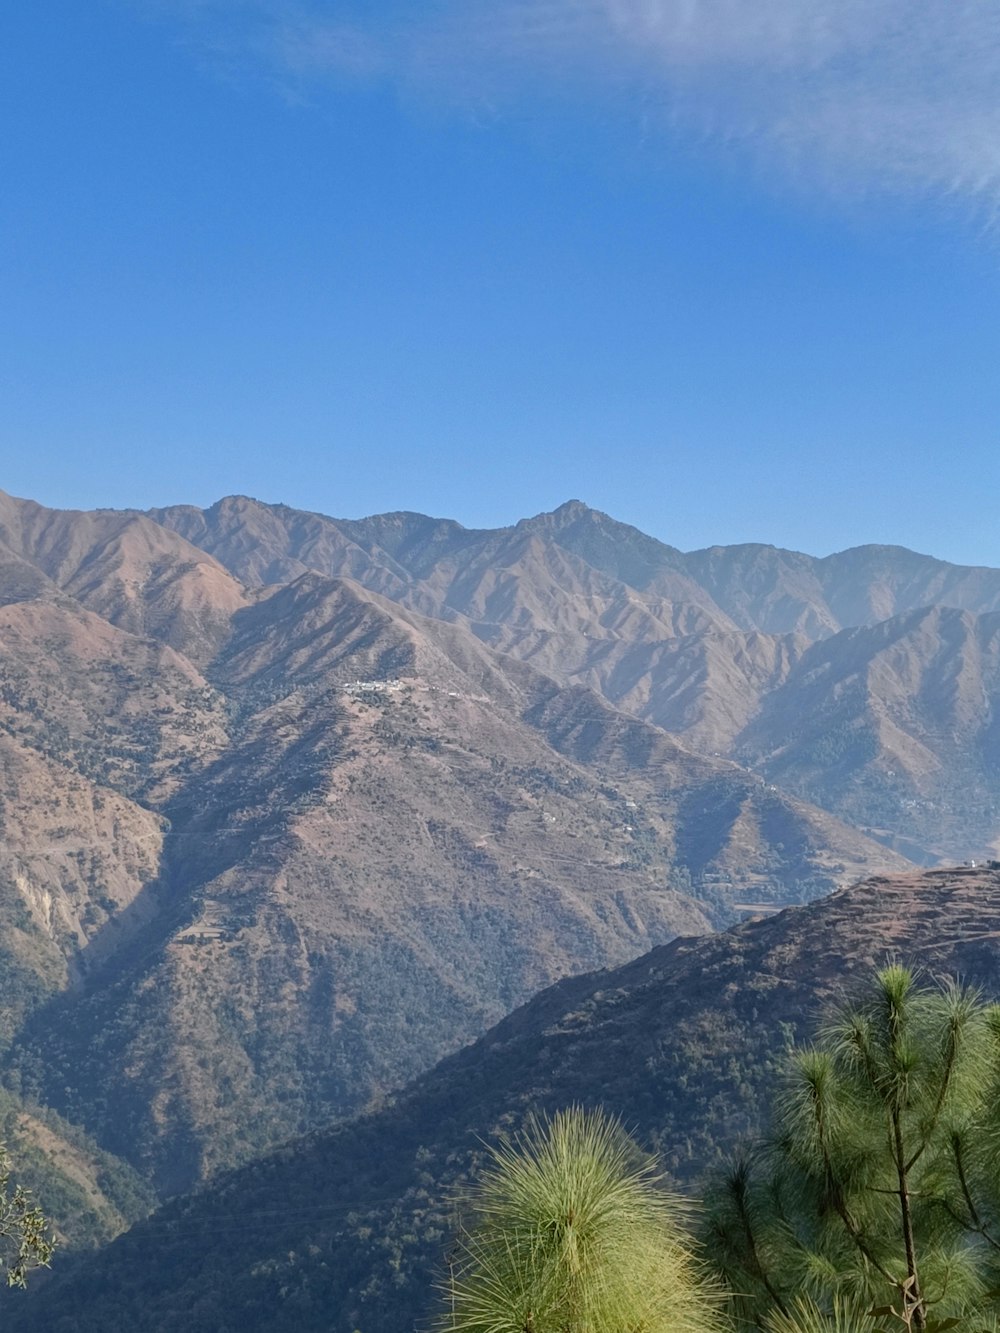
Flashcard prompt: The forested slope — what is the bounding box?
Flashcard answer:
[17,865,1000,1333]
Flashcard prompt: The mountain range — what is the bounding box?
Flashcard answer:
[151,493,1000,863]
[3,485,1000,1317]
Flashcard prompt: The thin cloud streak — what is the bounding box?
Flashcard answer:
[145,0,1000,210]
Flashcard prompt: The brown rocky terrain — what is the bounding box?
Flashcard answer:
[148,494,1000,858]
[2,484,999,1311]
[0,490,247,663]
[0,489,906,1205]
[2,485,999,1225]
[735,604,1000,861]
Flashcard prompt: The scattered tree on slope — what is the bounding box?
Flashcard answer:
[0,1143,53,1290]
[439,1106,724,1333]
[706,965,1000,1332]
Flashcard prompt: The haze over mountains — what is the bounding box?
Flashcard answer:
[3,484,1000,1299]
[154,491,1000,863]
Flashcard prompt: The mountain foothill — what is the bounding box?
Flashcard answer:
[2,486,1000,1325]
[18,864,1000,1332]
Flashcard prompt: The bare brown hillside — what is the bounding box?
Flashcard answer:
[735,604,1000,861]
[0,490,248,662]
[0,491,909,1201]
[149,495,1000,857]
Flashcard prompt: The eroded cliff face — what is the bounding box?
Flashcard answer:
[0,735,164,953]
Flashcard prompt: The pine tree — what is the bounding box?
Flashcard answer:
[706,965,1000,1332]
[439,1105,725,1333]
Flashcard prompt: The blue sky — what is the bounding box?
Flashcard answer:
[3,1,1000,563]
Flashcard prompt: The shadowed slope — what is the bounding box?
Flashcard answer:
[0,550,905,1199]
[17,865,1000,1333]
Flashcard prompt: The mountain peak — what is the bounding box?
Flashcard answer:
[552,498,591,518]
[517,499,600,531]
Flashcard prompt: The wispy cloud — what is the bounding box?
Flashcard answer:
[142,1,1000,210]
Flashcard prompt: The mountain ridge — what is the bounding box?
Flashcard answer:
[2,488,909,1204]
[3,483,998,1229]
[18,863,1000,1333]
[145,492,1000,858]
